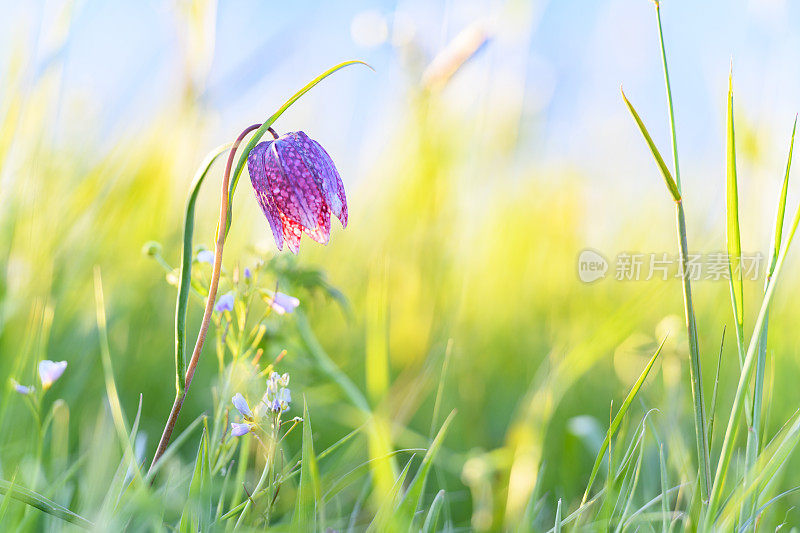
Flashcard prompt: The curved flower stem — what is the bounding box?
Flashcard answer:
[148,123,262,476]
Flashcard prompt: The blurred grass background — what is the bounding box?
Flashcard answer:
[3,0,800,529]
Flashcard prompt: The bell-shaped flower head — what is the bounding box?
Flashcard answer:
[247,131,348,254]
[39,360,67,389]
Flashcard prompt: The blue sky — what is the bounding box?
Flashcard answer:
[5,0,800,206]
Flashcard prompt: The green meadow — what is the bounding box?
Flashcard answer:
[2,1,800,531]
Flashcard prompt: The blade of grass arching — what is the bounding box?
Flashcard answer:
[225,60,372,235]
[0,473,17,524]
[621,89,681,202]
[707,327,726,446]
[554,498,563,533]
[174,144,230,390]
[622,87,711,501]
[396,410,455,525]
[746,116,796,523]
[737,486,800,531]
[93,268,143,489]
[0,479,93,529]
[422,490,446,533]
[366,455,414,533]
[320,448,425,504]
[293,401,322,532]
[715,411,800,529]
[548,490,606,533]
[581,337,666,505]
[707,197,800,522]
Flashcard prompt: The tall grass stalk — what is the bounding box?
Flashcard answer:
[655,1,712,503]
[706,193,800,523]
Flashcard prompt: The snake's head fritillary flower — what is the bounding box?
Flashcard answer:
[39,360,67,389]
[244,267,252,279]
[215,291,235,313]
[231,422,252,437]
[11,379,33,395]
[232,393,253,418]
[247,131,348,254]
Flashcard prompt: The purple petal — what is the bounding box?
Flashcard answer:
[231,423,252,437]
[232,393,252,418]
[269,139,324,230]
[11,380,33,395]
[38,360,67,388]
[291,132,348,227]
[248,141,285,250]
[269,292,300,315]
[215,292,235,312]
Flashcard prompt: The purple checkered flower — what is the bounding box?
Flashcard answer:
[247,131,348,254]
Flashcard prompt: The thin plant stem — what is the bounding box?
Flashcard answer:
[655,1,681,193]
[655,1,712,504]
[676,202,712,503]
[147,123,262,476]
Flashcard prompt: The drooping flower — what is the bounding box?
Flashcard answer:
[231,422,252,437]
[267,291,299,315]
[197,249,215,264]
[215,291,235,312]
[232,393,252,418]
[244,267,252,279]
[247,131,348,254]
[39,360,67,389]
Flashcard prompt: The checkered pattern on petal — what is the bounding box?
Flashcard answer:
[269,141,323,230]
[247,141,284,250]
[288,132,347,227]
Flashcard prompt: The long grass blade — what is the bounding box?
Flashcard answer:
[581,336,666,504]
[0,479,93,529]
[174,144,230,390]
[707,191,800,521]
[620,89,681,202]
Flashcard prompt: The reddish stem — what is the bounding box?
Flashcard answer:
[147,123,262,476]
